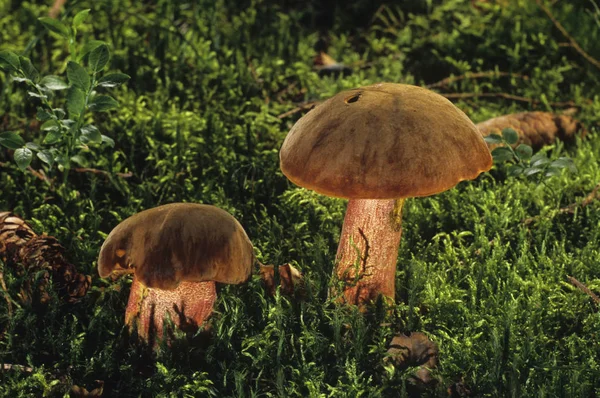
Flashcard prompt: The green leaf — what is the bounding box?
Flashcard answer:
[89,44,110,73]
[44,129,63,145]
[0,50,20,71]
[101,135,115,148]
[36,108,54,121]
[53,108,66,119]
[545,167,562,177]
[18,56,39,82]
[25,142,41,151]
[37,150,54,167]
[40,75,69,90]
[483,134,503,145]
[515,144,533,160]
[72,9,91,29]
[41,120,60,132]
[0,131,25,149]
[38,17,70,38]
[80,124,102,144]
[55,153,69,167]
[507,164,524,176]
[67,61,90,91]
[98,73,130,88]
[551,157,577,173]
[66,87,86,118]
[14,148,33,170]
[70,154,88,167]
[530,153,550,168]
[524,167,543,177]
[79,40,106,61]
[501,128,519,145]
[491,147,514,162]
[88,95,119,112]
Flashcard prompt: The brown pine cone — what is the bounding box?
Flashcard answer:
[477,111,586,151]
[0,212,91,304]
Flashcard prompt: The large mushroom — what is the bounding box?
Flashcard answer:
[97,203,254,342]
[279,83,492,306]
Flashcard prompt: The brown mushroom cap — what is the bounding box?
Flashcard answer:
[98,203,254,290]
[280,83,492,199]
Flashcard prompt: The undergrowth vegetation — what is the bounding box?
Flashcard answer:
[0,0,599,396]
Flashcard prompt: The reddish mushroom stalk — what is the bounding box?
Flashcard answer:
[334,199,404,305]
[125,276,216,342]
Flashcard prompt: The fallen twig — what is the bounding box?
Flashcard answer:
[567,275,600,305]
[426,71,529,89]
[441,92,577,108]
[1,363,34,373]
[277,101,320,119]
[536,0,600,70]
[74,168,133,178]
[523,182,600,225]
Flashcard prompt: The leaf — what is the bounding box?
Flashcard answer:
[89,44,110,73]
[41,120,60,132]
[18,56,39,82]
[551,157,577,173]
[483,133,503,145]
[101,135,115,148]
[72,9,91,29]
[36,108,54,121]
[501,128,519,145]
[44,129,63,145]
[70,154,88,167]
[524,167,543,177]
[67,61,90,91]
[530,152,550,168]
[491,147,514,162]
[80,124,102,144]
[40,75,69,90]
[97,73,130,88]
[38,17,70,38]
[55,153,69,167]
[37,150,54,167]
[545,167,562,177]
[88,95,119,112]
[507,164,524,176]
[0,50,20,71]
[66,87,86,118]
[53,108,66,119]
[25,142,41,151]
[14,148,33,170]
[515,144,533,160]
[0,131,25,149]
[79,40,107,61]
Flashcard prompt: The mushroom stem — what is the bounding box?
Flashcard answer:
[125,275,216,343]
[333,198,405,306]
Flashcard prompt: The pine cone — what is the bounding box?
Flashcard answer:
[0,212,91,304]
[477,111,586,151]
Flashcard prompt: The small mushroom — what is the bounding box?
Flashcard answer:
[97,203,254,342]
[280,83,492,306]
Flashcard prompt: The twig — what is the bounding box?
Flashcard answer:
[426,71,529,89]
[440,92,577,107]
[523,182,600,225]
[48,0,67,18]
[74,168,133,178]
[27,167,52,186]
[567,275,600,305]
[277,101,321,119]
[1,364,34,373]
[536,0,600,70]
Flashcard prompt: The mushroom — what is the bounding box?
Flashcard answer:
[279,83,492,306]
[97,203,254,342]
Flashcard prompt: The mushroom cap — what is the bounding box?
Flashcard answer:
[98,203,254,290]
[280,83,492,199]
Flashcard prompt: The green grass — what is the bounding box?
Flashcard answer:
[1,0,599,396]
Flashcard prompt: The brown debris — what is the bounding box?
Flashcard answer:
[386,332,439,388]
[259,263,304,296]
[0,212,91,305]
[70,380,104,397]
[477,111,586,151]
